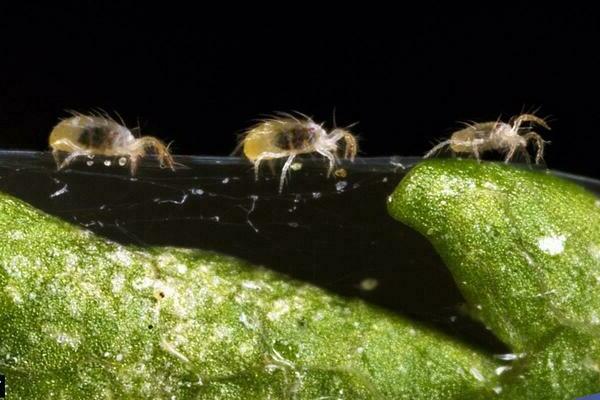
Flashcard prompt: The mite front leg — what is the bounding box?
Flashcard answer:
[424,140,453,159]
[279,153,297,193]
[511,114,551,131]
[341,132,358,160]
[316,149,336,177]
[134,137,176,171]
[523,132,547,164]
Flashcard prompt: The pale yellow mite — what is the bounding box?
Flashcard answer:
[239,114,358,193]
[49,112,175,174]
[425,113,550,164]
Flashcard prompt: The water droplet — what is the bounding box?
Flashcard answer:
[103,160,112,166]
[118,157,127,166]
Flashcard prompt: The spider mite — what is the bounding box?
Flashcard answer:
[49,111,175,174]
[424,113,550,164]
[238,113,358,193]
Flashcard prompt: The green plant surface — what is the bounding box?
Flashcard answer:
[0,192,498,399]
[388,159,600,399]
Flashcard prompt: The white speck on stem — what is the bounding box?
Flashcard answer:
[335,181,348,192]
[267,299,290,321]
[111,273,125,293]
[494,353,523,361]
[495,365,512,375]
[537,235,566,256]
[50,184,69,198]
[469,367,485,382]
[239,313,258,330]
[160,339,190,364]
[241,281,261,290]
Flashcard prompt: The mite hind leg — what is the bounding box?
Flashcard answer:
[252,152,287,181]
[50,138,92,171]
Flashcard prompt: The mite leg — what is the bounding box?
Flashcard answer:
[316,149,337,177]
[279,153,297,193]
[523,132,547,164]
[329,129,358,160]
[518,145,532,164]
[59,151,90,170]
[424,140,453,159]
[133,137,176,171]
[503,144,518,163]
[511,114,551,131]
[50,138,91,170]
[471,143,482,162]
[252,152,285,181]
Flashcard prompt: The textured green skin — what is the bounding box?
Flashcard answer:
[0,192,498,399]
[388,159,600,399]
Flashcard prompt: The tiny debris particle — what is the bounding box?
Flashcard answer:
[359,278,379,291]
[111,273,125,293]
[334,168,347,178]
[495,366,512,375]
[241,281,261,290]
[104,160,112,166]
[190,188,204,196]
[537,235,566,256]
[494,353,521,361]
[115,354,124,362]
[50,184,69,198]
[290,162,303,171]
[222,178,230,184]
[335,181,348,192]
[86,160,94,166]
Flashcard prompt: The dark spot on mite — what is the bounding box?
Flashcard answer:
[148,324,154,329]
[159,291,165,298]
[275,124,316,150]
[79,127,118,149]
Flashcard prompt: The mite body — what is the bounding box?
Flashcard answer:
[425,113,550,164]
[240,114,358,192]
[49,112,175,174]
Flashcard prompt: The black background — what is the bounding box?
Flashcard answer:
[0,4,599,178]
